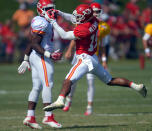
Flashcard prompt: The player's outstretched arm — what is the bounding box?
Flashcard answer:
[45,10,77,40]
[58,10,73,23]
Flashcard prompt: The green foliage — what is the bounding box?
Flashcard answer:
[0,0,19,22]
[0,0,81,23]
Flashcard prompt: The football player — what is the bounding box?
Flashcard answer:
[63,2,110,116]
[43,4,147,112]
[142,23,152,57]
[17,0,62,129]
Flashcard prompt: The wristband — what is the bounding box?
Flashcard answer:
[24,54,29,61]
[145,48,150,54]
[102,56,107,62]
[44,51,51,58]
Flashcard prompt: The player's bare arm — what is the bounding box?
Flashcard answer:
[18,31,61,74]
[142,33,151,57]
[101,47,108,69]
[65,40,76,60]
[25,32,43,56]
[18,32,45,74]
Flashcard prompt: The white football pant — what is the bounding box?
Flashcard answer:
[28,52,54,103]
[66,54,111,86]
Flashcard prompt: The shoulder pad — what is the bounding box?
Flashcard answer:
[31,16,49,35]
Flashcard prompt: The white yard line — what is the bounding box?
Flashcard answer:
[0,90,28,94]
[1,113,152,120]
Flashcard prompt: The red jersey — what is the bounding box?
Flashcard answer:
[74,17,99,56]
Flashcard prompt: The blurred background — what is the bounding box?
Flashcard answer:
[0,1,152,131]
[0,0,151,63]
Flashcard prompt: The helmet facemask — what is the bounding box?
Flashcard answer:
[72,10,85,24]
[93,8,103,19]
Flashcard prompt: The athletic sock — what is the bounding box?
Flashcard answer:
[130,82,142,91]
[45,111,52,117]
[27,110,35,116]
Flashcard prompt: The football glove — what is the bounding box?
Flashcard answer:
[18,61,31,74]
[45,9,57,23]
[51,52,62,61]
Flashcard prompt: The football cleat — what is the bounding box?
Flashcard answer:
[23,116,42,129]
[138,84,147,97]
[84,107,92,116]
[62,105,71,112]
[42,114,62,128]
[43,101,64,111]
[62,97,71,112]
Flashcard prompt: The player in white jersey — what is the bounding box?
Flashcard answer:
[43,4,147,113]
[17,0,62,129]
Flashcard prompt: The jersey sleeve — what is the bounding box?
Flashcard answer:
[145,24,152,36]
[73,26,90,38]
[31,17,49,35]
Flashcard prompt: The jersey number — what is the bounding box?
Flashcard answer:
[88,33,97,52]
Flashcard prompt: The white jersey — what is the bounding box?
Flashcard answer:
[31,16,54,53]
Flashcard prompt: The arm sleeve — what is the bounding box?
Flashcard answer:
[52,21,76,40]
[58,11,73,22]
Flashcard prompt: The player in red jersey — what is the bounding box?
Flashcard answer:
[43,4,147,112]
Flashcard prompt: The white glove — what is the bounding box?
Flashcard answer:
[18,61,31,74]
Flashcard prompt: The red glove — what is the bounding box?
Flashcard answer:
[45,9,58,22]
[51,52,63,61]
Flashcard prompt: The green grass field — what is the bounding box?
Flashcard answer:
[0,59,152,131]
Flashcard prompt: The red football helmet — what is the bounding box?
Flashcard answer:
[72,4,93,24]
[37,0,55,17]
[90,2,102,19]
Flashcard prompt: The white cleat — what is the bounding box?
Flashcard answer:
[42,114,62,128]
[23,116,42,129]
[138,84,147,97]
[43,101,64,111]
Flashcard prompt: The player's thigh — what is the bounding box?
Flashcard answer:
[38,57,54,87]
[30,54,42,88]
[93,64,112,84]
[30,53,54,87]
[66,59,89,83]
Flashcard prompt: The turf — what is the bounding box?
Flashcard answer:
[0,59,152,131]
